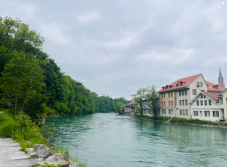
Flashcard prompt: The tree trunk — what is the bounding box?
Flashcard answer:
[21,95,27,113]
[15,95,17,117]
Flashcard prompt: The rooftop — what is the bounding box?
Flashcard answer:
[206,81,225,92]
[158,74,201,93]
[203,92,221,102]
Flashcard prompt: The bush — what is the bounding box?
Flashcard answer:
[0,113,16,137]
[156,116,170,121]
[0,113,47,146]
[170,117,218,126]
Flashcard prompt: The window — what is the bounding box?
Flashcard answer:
[182,91,184,96]
[180,109,182,115]
[200,82,202,87]
[171,92,173,97]
[169,101,170,106]
[185,99,187,105]
[203,95,206,98]
[194,111,198,116]
[168,93,170,97]
[204,111,210,117]
[192,89,197,95]
[196,82,199,87]
[182,100,184,105]
[220,99,223,104]
[162,109,164,114]
[164,109,166,114]
[213,111,219,117]
[169,109,171,114]
[164,102,166,106]
[183,109,185,115]
[200,111,203,117]
[201,94,203,98]
[164,94,165,98]
[171,101,173,106]
[186,109,188,115]
[197,100,199,106]
[179,100,181,105]
[200,100,203,106]
[179,91,181,96]
[162,102,163,106]
[185,90,187,95]
[204,100,207,106]
[226,98,227,104]
[209,100,212,106]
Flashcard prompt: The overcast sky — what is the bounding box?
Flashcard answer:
[0,0,226,99]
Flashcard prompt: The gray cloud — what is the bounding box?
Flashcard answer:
[0,0,227,99]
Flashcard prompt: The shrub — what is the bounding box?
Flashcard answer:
[156,116,170,121]
[0,113,47,145]
[170,117,218,126]
[0,113,16,137]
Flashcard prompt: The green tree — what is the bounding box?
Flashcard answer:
[146,85,159,119]
[0,51,45,117]
[114,102,125,114]
[132,88,147,116]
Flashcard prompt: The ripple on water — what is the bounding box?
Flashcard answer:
[46,113,227,167]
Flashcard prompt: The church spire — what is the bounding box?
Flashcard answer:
[218,68,225,88]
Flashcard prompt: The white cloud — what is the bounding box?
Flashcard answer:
[38,22,72,46]
[134,48,194,65]
[103,25,149,49]
[19,4,36,18]
[77,11,100,25]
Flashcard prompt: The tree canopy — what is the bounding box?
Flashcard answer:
[0,16,127,121]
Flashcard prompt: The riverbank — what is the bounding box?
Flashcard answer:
[0,112,86,167]
[133,115,227,129]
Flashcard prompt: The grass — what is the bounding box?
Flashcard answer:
[0,112,46,153]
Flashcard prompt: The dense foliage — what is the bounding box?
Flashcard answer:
[92,92,127,113]
[114,102,125,114]
[0,16,127,121]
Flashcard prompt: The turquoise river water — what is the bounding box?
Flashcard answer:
[45,113,227,167]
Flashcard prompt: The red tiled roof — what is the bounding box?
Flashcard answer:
[206,81,225,91]
[203,92,220,102]
[158,74,201,93]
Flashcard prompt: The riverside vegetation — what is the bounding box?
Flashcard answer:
[0,16,126,166]
[133,115,227,128]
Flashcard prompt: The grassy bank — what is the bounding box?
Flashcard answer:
[133,115,170,122]
[133,115,227,128]
[170,117,227,127]
[0,112,86,167]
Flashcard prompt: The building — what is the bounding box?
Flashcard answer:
[190,92,224,121]
[158,74,208,118]
[218,89,227,121]
[158,73,225,121]
[124,100,135,115]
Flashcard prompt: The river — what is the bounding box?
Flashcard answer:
[45,113,227,167]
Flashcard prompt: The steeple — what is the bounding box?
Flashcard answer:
[218,68,225,88]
